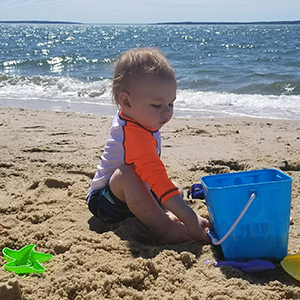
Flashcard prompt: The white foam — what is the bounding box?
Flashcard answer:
[175,90,300,119]
[0,75,300,119]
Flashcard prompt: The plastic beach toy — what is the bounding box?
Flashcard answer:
[214,260,275,274]
[187,183,205,199]
[201,169,292,261]
[2,244,53,274]
[280,253,300,281]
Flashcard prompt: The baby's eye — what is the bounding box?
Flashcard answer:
[151,104,161,108]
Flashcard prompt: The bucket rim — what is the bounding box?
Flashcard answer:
[200,168,292,190]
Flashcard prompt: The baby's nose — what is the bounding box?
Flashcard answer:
[162,106,172,115]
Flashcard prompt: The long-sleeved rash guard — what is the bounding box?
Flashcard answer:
[87,110,180,204]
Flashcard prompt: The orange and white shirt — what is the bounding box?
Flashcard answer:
[87,110,179,204]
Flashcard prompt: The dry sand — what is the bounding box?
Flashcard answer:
[1,106,300,300]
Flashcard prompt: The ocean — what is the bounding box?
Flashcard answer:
[0,23,300,119]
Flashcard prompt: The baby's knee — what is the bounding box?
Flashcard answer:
[113,164,136,178]
[110,164,138,186]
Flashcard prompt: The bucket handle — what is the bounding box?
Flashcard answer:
[208,192,256,245]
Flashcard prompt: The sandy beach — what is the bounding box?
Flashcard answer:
[1,106,300,300]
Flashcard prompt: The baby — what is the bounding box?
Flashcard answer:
[86,47,211,244]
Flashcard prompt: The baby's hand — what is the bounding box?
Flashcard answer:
[186,214,212,242]
[163,194,212,242]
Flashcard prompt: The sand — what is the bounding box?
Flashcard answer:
[0,106,300,300]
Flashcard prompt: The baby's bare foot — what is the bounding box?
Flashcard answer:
[155,221,190,245]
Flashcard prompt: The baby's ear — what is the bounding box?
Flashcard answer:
[118,92,131,108]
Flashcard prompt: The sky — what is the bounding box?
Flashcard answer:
[0,0,299,24]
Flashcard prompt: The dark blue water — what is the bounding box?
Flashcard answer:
[0,23,300,119]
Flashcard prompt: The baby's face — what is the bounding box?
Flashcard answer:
[121,73,177,130]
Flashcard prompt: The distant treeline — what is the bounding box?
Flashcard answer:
[156,21,300,25]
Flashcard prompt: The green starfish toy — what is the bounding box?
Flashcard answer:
[2,244,53,274]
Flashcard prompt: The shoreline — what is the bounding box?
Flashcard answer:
[1,106,300,299]
[1,102,299,121]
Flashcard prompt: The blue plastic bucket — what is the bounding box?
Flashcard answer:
[201,169,292,261]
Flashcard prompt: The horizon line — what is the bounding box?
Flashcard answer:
[0,20,300,25]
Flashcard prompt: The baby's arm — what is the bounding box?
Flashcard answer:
[163,194,211,242]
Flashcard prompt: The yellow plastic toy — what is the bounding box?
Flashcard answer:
[280,253,300,281]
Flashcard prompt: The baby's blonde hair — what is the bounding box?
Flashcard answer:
[112,47,176,105]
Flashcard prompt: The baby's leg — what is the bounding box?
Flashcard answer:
[109,164,190,244]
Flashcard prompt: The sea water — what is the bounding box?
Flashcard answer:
[0,23,300,119]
